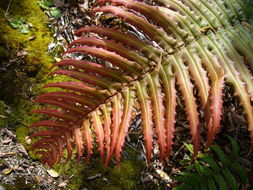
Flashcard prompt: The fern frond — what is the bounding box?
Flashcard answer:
[174,137,248,190]
[30,0,253,166]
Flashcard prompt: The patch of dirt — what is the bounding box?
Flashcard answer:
[0,128,69,189]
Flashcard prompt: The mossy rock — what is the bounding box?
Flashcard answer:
[0,0,54,76]
[0,0,56,157]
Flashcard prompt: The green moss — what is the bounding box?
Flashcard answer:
[0,0,54,78]
[53,148,145,190]
[0,0,56,160]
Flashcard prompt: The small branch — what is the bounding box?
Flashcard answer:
[5,0,13,17]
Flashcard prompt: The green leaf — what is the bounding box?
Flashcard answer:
[213,173,228,190]
[198,154,220,172]
[39,0,54,9]
[20,25,30,34]
[207,178,216,190]
[194,161,213,177]
[230,161,248,184]
[211,144,228,167]
[175,172,202,184]
[173,183,191,190]
[184,143,194,155]
[195,161,205,175]
[199,182,209,190]
[10,17,25,29]
[222,168,237,190]
[49,8,61,19]
[225,135,240,159]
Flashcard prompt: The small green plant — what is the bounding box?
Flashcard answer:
[173,136,248,190]
[38,0,54,9]
[9,17,30,34]
[39,0,61,19]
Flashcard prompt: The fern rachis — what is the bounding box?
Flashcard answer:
[30,0,253,167]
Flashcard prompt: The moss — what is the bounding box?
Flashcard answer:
[53,148,145,190]
[0,0,56,160]
[0,0,54,78]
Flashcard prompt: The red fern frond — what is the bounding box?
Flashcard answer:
[29,0,253,167]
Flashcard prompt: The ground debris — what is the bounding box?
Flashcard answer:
[86,173,102,181]
[16,142,28,156]
[0,128,66,189]
[0,152,16,158]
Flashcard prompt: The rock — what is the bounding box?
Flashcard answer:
[47,169,59,178]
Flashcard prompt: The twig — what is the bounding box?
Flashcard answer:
[5,0,13,17]
[125,142,139,153]
[172,137,191,160]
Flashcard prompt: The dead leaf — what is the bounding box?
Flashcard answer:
[0,114,6,119]
[16,142,28,156]
[58,180,68,187]
[2,137,12,144]
[86,174,102,180]
[155,169,172,183]
[54,57,61,62]
[48,43,56,52]
[29,35,36,41]
[13,165,19,170]
[0,151,16,158]
[2,168,12,175]
[17,50,28,57]
[25,136,31,145]
[47,169,59,178]
[34,175,41,183]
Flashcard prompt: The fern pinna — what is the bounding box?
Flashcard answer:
[30,0,253,167]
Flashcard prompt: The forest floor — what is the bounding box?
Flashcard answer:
[0,0,253,190]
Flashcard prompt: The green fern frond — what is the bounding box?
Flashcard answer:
[173,137,248,190]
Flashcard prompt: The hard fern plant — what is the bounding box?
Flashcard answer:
[30,0,253,167]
